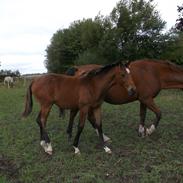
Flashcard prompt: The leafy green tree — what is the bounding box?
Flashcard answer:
[45,0,168,72]
[176,4,183,31]
[45,18,105,72]
[108,0,166,60]
[45,27,82,73]
[160,29,183,65]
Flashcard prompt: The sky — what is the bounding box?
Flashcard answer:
[0,0,182,74]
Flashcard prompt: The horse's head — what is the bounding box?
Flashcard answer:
[115,63,136,96]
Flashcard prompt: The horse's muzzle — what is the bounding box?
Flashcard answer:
[127,87,136,96]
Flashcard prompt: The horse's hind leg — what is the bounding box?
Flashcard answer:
[138,102,147,137]
[67,109,78,141]
[88,108,111,142]
[141,98,161,136]
[36,105,53,155]
[92,108,112,154]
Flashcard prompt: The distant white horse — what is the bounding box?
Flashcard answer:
[4,76,14,88]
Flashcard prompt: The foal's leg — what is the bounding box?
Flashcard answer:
[67,109,78,140]
[93,108,112,154]
[141,98,161,136]
[36,105,53,155]
[138,102,147,137]
[73,107,88,154]
[88,109,111,142]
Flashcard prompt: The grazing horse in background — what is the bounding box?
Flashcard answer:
[4,76,14,88]
[22,62,136,155]
[65,59,183,139]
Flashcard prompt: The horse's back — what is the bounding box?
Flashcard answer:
[31,74,80,107]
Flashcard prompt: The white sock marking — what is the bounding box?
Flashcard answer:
[40,141,53,155]
[104,146,112,154]
[40,140,46,148]
[95,130,111,142]
[103,134,111,142]
[46,143,53,152]
[138,124,145,134]
[73,146,80,154]
[146,124,155,135]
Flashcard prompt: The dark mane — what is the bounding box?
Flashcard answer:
[148,59,183,71]
[133,59,183,71]
[65,67,78,76]
[85,62,121,77]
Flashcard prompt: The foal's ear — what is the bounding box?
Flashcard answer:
[117,60,129,68]
[122,60,130,67]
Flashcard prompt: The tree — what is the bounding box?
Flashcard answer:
[108,0,166,60]
[176,4,183,31]
[161,3,183,65]
[45,0,167,72]
[45,18,105,73]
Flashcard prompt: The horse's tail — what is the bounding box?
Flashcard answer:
[65,67,78,76]
[22,82,33,118]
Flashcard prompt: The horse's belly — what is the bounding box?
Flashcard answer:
[56,96,79,109]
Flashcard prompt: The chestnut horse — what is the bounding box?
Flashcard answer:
[22,62,136,155]
[65,59,183,139]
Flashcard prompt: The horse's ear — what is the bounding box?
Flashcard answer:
[118,61,126,68]
[121,60,130,67]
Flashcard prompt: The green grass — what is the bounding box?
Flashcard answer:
[0,85,183,183]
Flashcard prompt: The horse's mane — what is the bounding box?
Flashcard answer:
[133,59,183,71]
[65,67,78,76]
[84,62,121,77]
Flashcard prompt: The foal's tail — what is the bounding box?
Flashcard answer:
[22,82,33,118]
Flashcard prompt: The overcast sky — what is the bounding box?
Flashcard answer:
[0,0,182,74]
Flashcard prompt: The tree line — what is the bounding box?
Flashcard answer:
[45,0,183,73]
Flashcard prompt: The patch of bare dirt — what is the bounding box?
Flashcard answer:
[0,154,20,181]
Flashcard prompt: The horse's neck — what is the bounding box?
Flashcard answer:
[92,70,115,99]
[160,66,183,89]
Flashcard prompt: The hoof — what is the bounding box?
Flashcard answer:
[138,131,146,138]
[104,146,112,154]
[146,124,155,136]
[138,125,146,138]
[40,141,53,155]
[45,150,53,155]
[73,146,81,155]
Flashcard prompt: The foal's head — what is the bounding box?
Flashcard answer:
[115,62,136,96]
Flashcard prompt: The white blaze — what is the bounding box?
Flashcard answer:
[126,68,130,74]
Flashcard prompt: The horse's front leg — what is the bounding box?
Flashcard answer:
[141,98,161,136]
[88,108,111,142]
[93,107,112,154]
[73,107,88,155]
[138,102,147,137]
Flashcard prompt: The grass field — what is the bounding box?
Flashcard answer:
[0,84,183,183]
